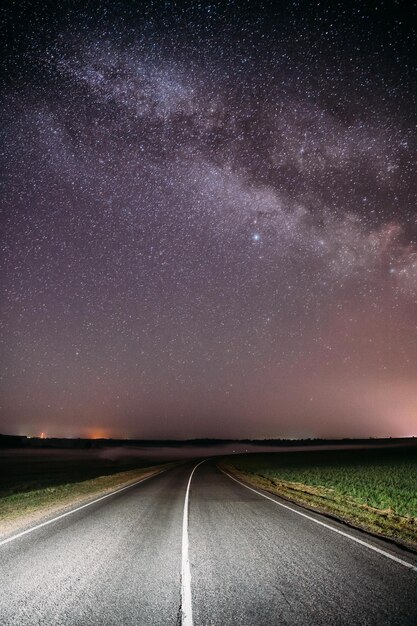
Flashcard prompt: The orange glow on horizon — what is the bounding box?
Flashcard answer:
[85,428,111,440]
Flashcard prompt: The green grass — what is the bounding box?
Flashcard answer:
[0,449,167,497]
[221,447,417,548]
[0,463,169,534]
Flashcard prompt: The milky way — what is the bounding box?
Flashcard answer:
[1,1,416,438]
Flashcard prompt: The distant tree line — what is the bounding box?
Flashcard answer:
[0,433,415,450]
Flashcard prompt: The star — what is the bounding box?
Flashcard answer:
[0,0,416,439]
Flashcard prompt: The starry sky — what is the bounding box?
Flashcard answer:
[1,1,416,439]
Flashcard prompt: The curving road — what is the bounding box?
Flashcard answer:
[0,461,416,625]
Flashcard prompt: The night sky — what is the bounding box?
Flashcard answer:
[1,1,416,439]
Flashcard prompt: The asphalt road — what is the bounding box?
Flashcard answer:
[0,461,416,625]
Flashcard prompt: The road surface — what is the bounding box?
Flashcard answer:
[0,461,416,625]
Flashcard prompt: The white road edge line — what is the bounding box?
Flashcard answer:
[181,459,207,626]
[221,469,417,573]
[0,467,168,548]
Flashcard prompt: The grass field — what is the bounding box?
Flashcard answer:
[0,448,172,537]
[0,448,169,497]
[221,446,417,548]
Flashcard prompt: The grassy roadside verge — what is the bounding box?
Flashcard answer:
[219,450,417,550]
[0,463,172,538]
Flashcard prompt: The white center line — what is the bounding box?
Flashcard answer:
[0,468,167,548]
[221,469,417,573]
[181,459,207,626]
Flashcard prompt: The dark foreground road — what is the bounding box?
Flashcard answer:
[0,461,416,625]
